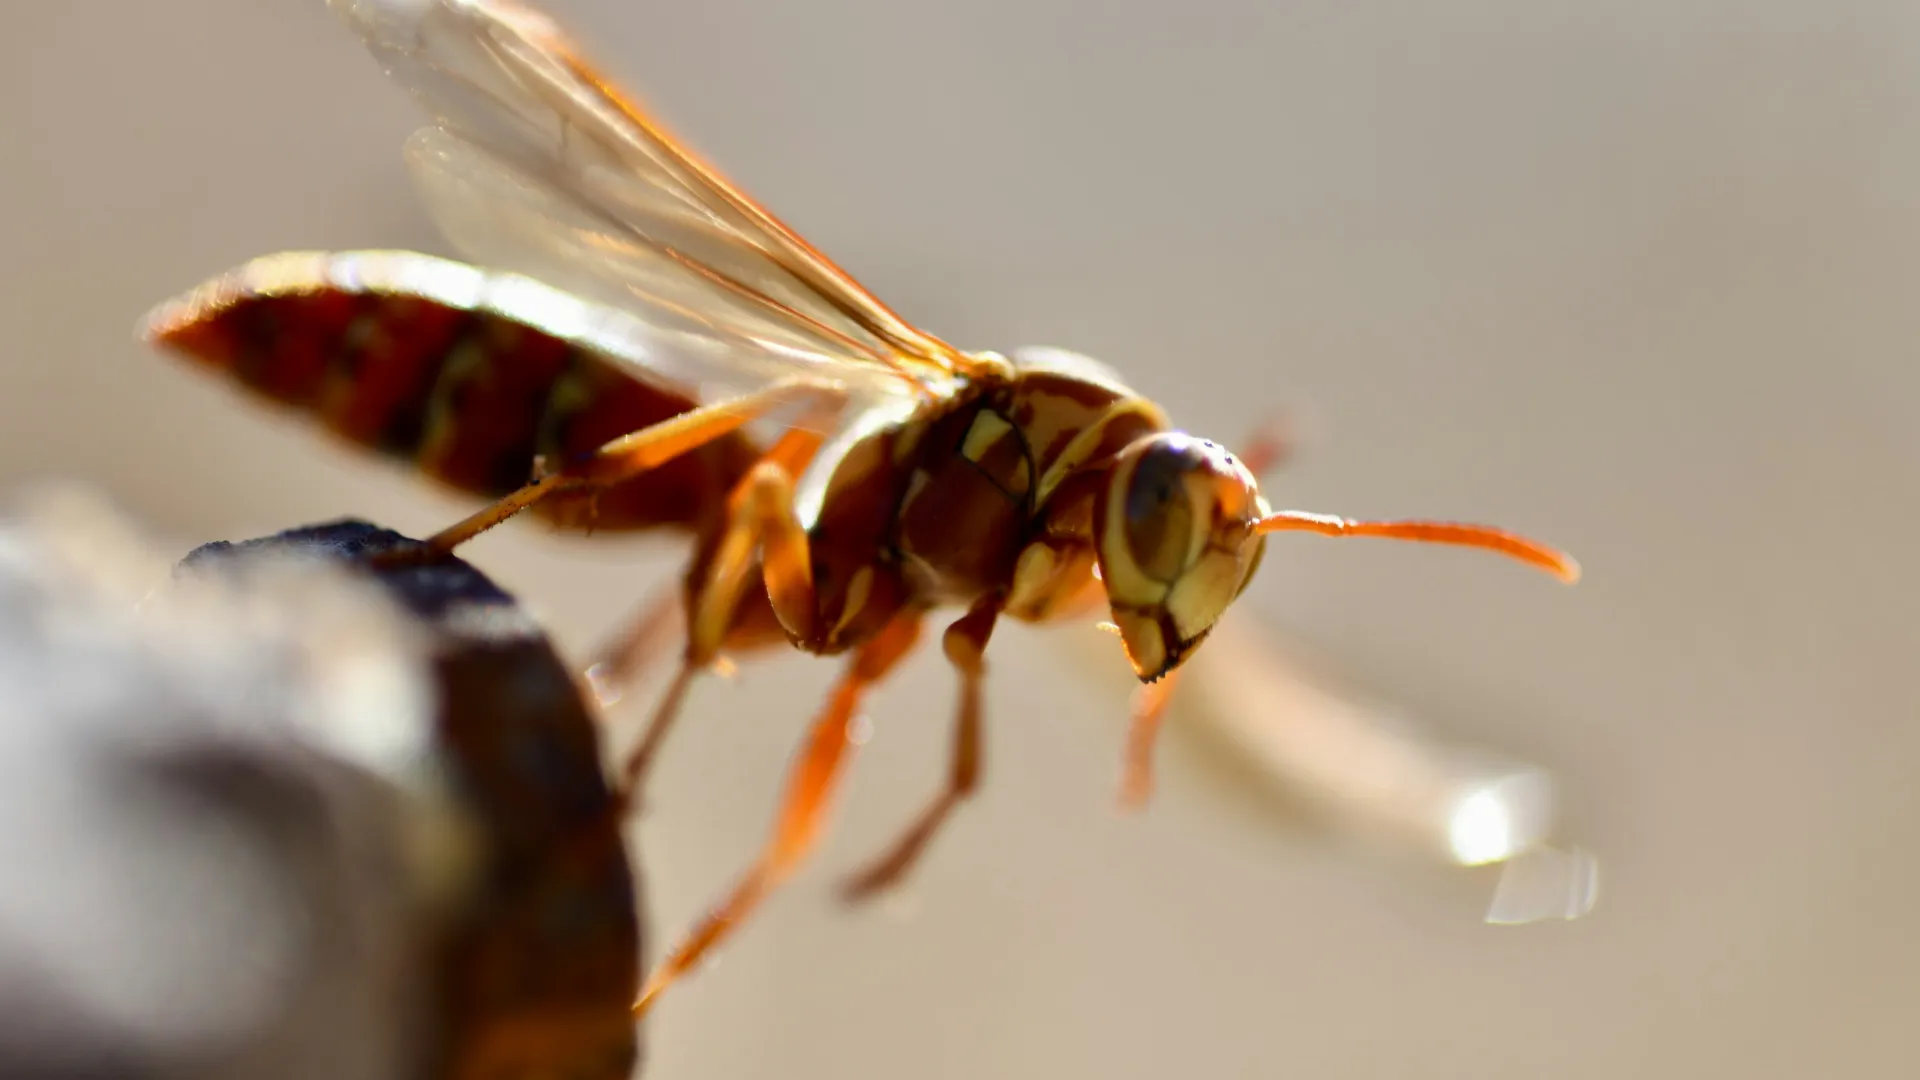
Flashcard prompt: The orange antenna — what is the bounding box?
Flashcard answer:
[1251,511,1581,583]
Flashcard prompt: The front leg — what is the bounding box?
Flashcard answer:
[838,595,1000,902]
[1118,667,1180,810]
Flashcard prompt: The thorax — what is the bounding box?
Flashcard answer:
[799,350,1167,639]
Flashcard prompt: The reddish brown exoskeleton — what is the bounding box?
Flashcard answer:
[142,0,1580,1022]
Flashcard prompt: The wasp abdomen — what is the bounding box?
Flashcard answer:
[144,252,763,533]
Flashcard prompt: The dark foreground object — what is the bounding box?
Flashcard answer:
[0,502,641,1080]
[182,521,645,1080]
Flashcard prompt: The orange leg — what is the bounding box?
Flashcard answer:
[1081,602,1181,809]
[632,612,925,1019]
[615,421,834,800]
[1237,412,1295,480]
[838,597,1000,902]
[416,377,847,555]
[1118,666,1181,811]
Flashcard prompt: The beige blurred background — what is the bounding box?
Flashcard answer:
[4,1,1918,1077]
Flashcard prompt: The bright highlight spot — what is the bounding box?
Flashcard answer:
[846,714,874,746]
[583,663,621,707]
[1448,787,1517,866]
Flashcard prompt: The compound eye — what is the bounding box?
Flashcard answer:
[1123,442,1201,583]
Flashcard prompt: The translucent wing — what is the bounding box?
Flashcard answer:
[1063,613,1597,920]
[1483,844,1599,925]
[1170,616,1567,869]
[326,0,967,389]
[400,127,920,410]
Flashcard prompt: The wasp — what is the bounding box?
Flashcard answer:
[142,0,1580,1020]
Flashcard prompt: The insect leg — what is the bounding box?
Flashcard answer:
[691,423,834,654]
[416,377,848,555]
[631,612,925,1019]
[1241,423,1293,480]
[1118,666,1182,810]
[837,596,999,902]
[615,421,835,798]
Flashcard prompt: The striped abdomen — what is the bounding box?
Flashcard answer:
[142,251,763,533]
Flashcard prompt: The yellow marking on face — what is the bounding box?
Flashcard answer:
[1114,611,1166,677]
[1165,547,1248,641]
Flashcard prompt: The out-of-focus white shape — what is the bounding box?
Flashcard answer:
[1484,845,1600,925]
[1449,789,1515,865]
[583,661,625,707]
[846,713,875,746]
[1447,769,1556,865]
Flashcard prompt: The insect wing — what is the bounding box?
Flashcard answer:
[1068,612,1595,915]
[325,0,963,385]
[1483,844,1599,925]
[1171,616,1564,866]
[401,127,916,415]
